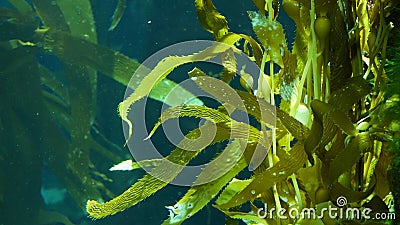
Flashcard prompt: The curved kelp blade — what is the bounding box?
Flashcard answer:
[328,132,373,184]
[118,43,236,141]
[39,30,202,107]
[86,122,232,219]
[188,68,276,128]
[219,32,263,66]
[87,117,267,218]
[161,140,250,225]
[147,104,231,139]
[195,0,229,40]
[33,0,106,208]
[109,0,127,31]
[216,142,307,209]
[7,0,32,13]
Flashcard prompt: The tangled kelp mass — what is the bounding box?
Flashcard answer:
[1,0,399,225]
[85,0,399,224]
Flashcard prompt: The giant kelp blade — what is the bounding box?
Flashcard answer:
[161,140,250,224]
[328,76,372,112]
[217,142,307,209]
[109,0,127,31]
[39,30,202,107]
[328,132,373,184]
[119,43,235,140]
[7,0,32,13]
[87,122,232,219]
[147,104,231,138]
[219,32,263,66]
[189,68,276,128]
[195,0,229,40]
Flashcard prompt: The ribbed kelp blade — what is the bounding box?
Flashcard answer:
[147,104,231,138]
[328,132,373,184]
[189,68,276,127]
[33,0,104,208]
[88,117,266,218]
[216,142,307,209]
[118,43,235,141]
[305,100,358,163]
[39,64,70,107]
[161,140,251,225]
[39,30,202,108]
[195,0,229,40]
[328,76,372,112]
[108,0,127,31]
[87,122,229,219]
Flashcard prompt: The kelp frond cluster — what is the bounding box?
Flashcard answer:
[86,0,399,224]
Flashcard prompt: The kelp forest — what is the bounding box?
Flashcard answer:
[0,0,399,225]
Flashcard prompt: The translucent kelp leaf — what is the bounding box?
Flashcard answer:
[328,76,372,112]
[40,29,202,106]
[276,108,310,141]
[248,11,287,67]
[306,100,358,162]
[32,0,69,31]
[109,0,127,31]
[215,178,252,206]
[195,0,229,40]
[328,132,373,184]
[219,32,263,66]
[312,100,357,136]
[7,0,32,13]
[118,42,234,141]
[87,122,232,219]
[217,142,307,209]
[147,104,231,139]
[189,68,276,128]
[161,140,249,224]
[330,175,375,204]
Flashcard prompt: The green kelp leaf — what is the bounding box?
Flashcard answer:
[330,175,376,204]
[147,104,231,138]
[252,0,265,14]
[55,0,97,42]
[195,0,229,40]
[306,100,358,162]
[109,0,127,31]
[312,100,357,136]
[248,11,287,67]
[328,132,373,184]
[276,108,310,141]
[161,140,250,225]
[39,64,70,105]
[189,68,276,128]
[118,42,235,141]
[219,32,263,66]
[7,0,32,13]
[109,158,166,171]
[40,30,202,107]
[215,178,253,206]
[328,76,372,112]
[32,0,69,31]
[218,142,307,209]
[87,122,231,219]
